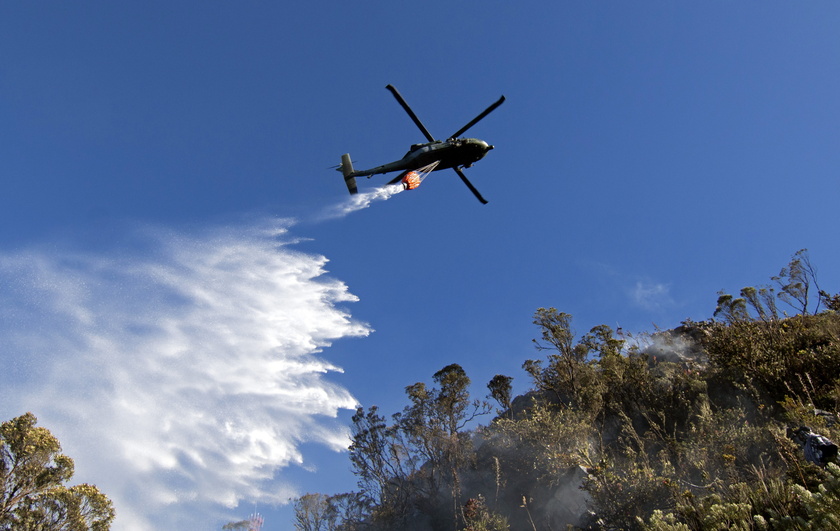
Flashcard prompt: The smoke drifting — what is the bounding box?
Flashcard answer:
[0,219,370,529]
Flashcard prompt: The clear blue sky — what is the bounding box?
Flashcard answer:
[2,2,838,529]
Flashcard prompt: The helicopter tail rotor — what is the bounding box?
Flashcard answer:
[339,153,358,195]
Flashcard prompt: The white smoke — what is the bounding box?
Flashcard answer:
[317,184,405,220]
[0,219,370,529]
[631,280,673,311]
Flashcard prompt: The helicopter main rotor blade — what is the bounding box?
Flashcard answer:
[453,168,488,204]
[385,84,436,143]
[448,95,506,140]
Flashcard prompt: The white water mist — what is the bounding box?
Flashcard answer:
[0,220,370,529]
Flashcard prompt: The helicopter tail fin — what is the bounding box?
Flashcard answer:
[339,153,358,195]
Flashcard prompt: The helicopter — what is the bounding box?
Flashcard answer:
[338,84,504,204]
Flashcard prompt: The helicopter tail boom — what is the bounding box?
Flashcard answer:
[339,153,358,195]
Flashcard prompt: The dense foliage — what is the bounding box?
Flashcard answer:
[1,413,114,531]
[295,251,840,530]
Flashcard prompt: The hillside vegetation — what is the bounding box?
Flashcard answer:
[295,250,840,531]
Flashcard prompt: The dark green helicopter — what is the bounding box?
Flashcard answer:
[338,84,504,204]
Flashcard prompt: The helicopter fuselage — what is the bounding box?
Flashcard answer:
[347,138,494,178]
